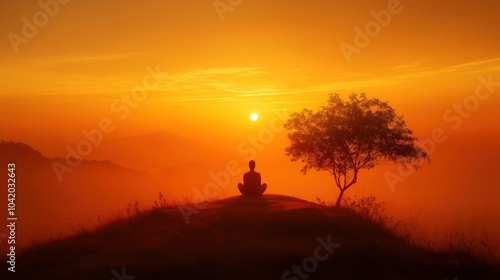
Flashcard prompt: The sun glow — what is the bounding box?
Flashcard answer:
[250,113,259,121]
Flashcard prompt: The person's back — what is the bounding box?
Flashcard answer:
[238,160,267,195]
[243,170,261,190]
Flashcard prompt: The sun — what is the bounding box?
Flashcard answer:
[250,113,259,121]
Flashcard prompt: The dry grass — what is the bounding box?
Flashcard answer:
[342,194,499,264]
[3,194,499,280]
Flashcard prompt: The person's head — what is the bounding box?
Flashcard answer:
[249,160,256,171]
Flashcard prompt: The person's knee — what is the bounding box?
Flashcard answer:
[256,183,267,195]
[238,183,247,195]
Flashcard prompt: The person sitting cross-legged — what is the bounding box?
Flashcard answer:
[238,160,267,195]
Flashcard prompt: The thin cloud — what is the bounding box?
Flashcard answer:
[154,57,499,105]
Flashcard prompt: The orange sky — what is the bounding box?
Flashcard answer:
[1,0,500,245]
[1,0,499,141]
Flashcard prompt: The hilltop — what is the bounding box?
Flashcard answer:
[6,194,499,280]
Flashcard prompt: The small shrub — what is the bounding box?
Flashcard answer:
[154,192,168,209]
[343,194,389,226]
[125,200,141,216]
[315,197,326,206]
[342,194,499,263]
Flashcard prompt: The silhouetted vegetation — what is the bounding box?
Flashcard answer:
[153,192,168,208]
[9,195,499,280]
[284,93,428,206]
[0,140,44,159]
[343,195,499,265]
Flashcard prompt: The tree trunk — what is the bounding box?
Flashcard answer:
[334,188,345,207]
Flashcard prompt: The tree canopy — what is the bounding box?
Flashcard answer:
[284,93,428,207]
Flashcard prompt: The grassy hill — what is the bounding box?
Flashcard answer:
[6,195,500,280]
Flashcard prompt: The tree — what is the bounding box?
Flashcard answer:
[284,93,428,207]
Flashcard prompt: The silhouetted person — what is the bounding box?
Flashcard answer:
[238,160,267,195]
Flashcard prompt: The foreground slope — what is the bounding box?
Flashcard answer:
[7,195,499,280]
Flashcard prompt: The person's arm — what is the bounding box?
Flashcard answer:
[257,173,261,186]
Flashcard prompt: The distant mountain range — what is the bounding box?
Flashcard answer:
[82,131,223,173]
[0,140,159,247]
[0,132,242,246]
